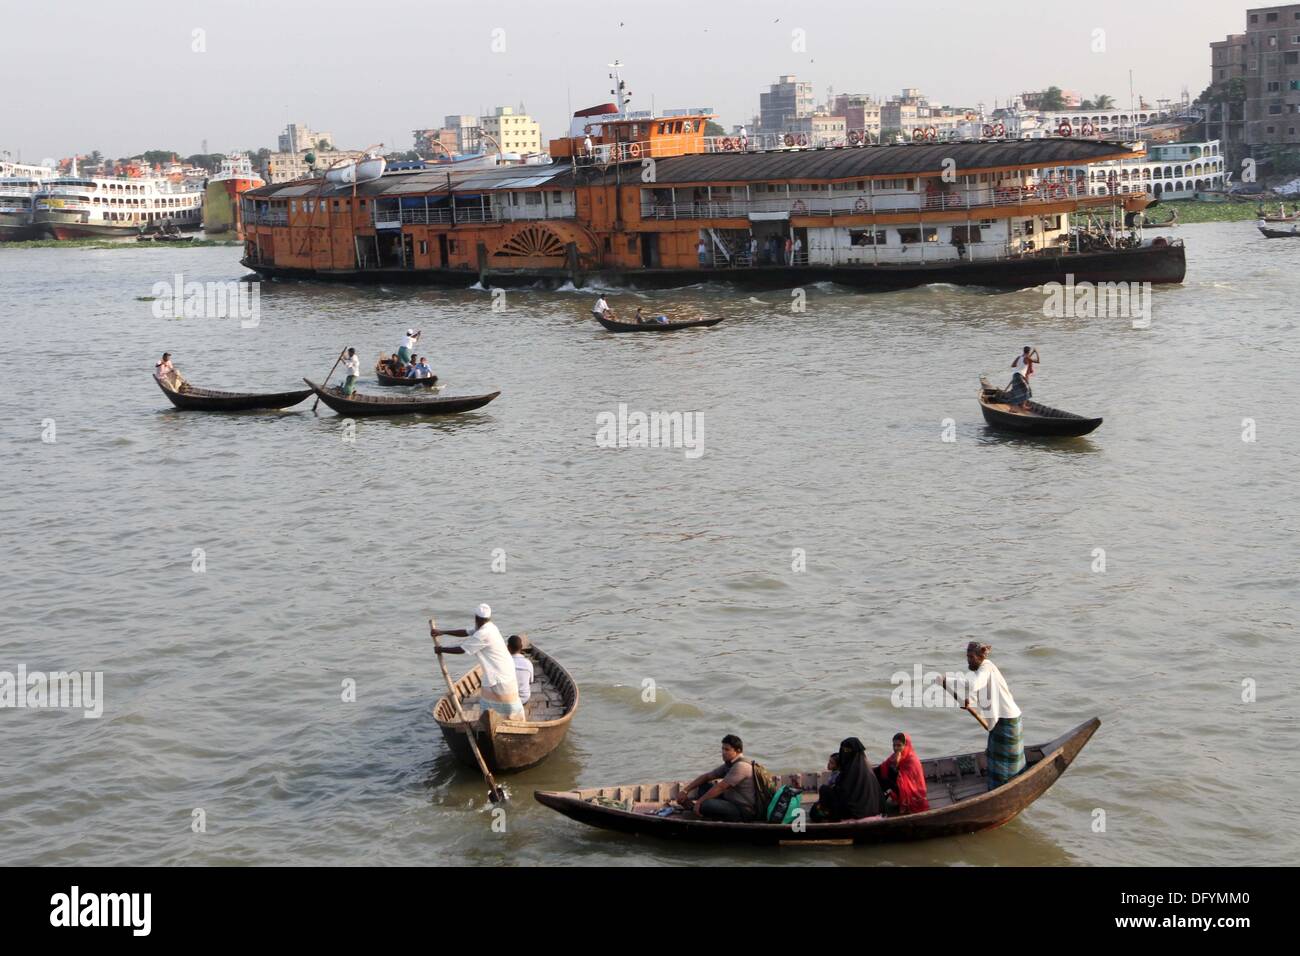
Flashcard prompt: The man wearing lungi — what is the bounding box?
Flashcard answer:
[943,641,1025,789]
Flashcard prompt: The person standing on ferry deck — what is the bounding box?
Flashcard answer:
[939,642,1024,790]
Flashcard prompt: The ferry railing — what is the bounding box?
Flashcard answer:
[246,211,288,226]
[370,205,499,227]
[638,180,1114,221]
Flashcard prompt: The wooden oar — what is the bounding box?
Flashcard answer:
[313,348,346,412]
[430,616,506,803]
[936,677,991,731]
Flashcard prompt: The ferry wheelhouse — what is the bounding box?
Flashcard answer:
[33,175,204,239]
[240,101,1183,290]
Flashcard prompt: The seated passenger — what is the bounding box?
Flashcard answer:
[875,732,930,815]
[673,734,759,822]
[507,634,533,717]
[810,737,882,822]
[405,357,424,378]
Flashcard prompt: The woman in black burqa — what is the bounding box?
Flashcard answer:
[812,737,883,821]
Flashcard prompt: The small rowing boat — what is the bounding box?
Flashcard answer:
[1258,222,1300,239]
[433,642,579,773]
[155,374,312,411]
[374,356,439,387]
[534,718,1098,845]
[596,314,725,333]
[977,377,1102,437]
[302,378,499,417]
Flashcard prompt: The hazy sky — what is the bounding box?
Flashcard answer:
[0,0,1245,162]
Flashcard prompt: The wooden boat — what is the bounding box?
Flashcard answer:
[1258,223,1300,238]
[977,377,1102,437]
[303,378,500,417]
[534,718,1098,846]
[433,642,579,773]
[596,315,724,333]
[155,374,312,411]
[374,357,439,387]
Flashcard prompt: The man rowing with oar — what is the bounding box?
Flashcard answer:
[431,604,524,720]
[938,642,1024,790]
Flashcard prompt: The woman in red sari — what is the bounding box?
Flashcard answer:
[876,732,930,815]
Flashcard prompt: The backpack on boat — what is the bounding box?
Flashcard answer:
[751,760,802,825]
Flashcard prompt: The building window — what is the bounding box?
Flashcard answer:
[1288,53,1300,64]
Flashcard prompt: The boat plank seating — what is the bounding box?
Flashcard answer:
[154,375,313,412]
[433,643,578,772]
[534,718,1099,845]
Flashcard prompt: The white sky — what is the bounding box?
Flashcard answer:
[0,0,1246,161]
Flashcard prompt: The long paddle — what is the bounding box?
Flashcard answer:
[430,617,506,803]
[936,677,992,731]
[313,348,347,412]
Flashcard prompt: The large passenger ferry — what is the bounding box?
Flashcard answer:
[33,174,204,239]
[240,95,1183,290]
[0,178,48,241]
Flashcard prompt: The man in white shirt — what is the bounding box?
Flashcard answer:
[793,236,803,263]
[697,239,708,267]
[154,352,182,389]
[340,347,360,395]
[583,134,594,158]
[431,604,523,720]
[940,642,1024,790]
[592,296,615,321]
[397,329,421,365]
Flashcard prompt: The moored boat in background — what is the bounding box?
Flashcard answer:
[596,314,724,332]
[203,152,265,238]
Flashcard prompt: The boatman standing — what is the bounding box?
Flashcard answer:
[592,295,614,322]
[939,642,1024,790]
[397,329,421,365]
[340,347,360,396]
[431,604,524,720]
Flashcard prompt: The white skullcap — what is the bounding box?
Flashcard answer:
[406,328,416,336]
[476,603,492,620]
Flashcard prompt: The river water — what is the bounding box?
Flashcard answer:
[2,222,1296,866]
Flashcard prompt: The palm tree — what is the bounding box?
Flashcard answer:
[1092,94,1116,110]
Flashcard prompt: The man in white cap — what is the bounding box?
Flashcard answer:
[431,604,524,720]
[397,328,421,365]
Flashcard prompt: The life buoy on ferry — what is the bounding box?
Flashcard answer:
[792,199,808,214]
[925,126,937,140]
[797,134,808,147]
[628,142,641,157]
[853,197,868,213]
[1081,122,1096,137]
[848,130,863,145]
[993,122,1006,137]
[982,124,994,138]
[912,128,925,141]
[784,134,795,147]
[1057,122,1073,137]
[720,137,732,151]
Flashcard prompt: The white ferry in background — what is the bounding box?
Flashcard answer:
[0,177,51,241]
[32,174,204,239]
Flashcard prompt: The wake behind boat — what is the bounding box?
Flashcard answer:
[978,376,1102,437]
[535,718,1098,846]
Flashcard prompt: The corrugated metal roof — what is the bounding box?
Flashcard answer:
[247,140,1136,200]
[598,139,1140,185]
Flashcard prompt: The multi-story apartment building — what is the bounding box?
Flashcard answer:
[277,124,334,154]
[831,94,882,138]
[265,149,362,184]
[1211,33,1249,86]
[445,115,482,155]
[759,75,814,132]
[1242,4,1300,145]
[480,107,541,155]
